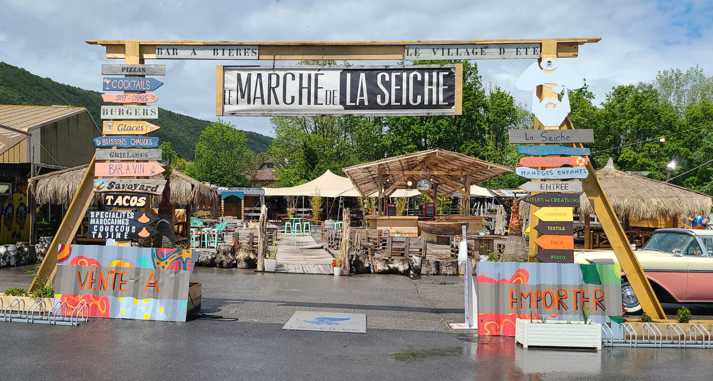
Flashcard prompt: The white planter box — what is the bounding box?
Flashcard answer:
[516,319,601,351]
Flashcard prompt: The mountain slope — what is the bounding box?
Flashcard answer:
[0,62,272,158]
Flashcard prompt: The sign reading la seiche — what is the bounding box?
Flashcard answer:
[219,65,462,116]
[508,129,594,144]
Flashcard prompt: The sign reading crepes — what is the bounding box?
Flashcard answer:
[219,65,462,116]
[405,44,540,60]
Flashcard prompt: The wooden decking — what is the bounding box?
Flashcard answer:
[263,234,334,275]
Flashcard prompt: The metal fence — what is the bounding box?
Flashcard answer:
[0,297,89,326]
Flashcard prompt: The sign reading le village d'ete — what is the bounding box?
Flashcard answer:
[219,65,462,116]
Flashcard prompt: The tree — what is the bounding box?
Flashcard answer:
[192,122,254,186]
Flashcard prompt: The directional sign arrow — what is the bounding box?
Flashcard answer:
[102,120,160,135]
[102,92,159,104]
[95,148,162,161]
[508,129,594,144]
[519,156,588,168]
[517,145,591,157]
[95,161,164,177]
[103,77,164,92]
[536,234,574,250]
[535,221,574,236]
[93,178,166,195]
[523,192,580,207]
[102,64,166,76]
[93,136,159,148]
[520,180,582,193]
[533,207,573,222]
[537,248,574,263]
[516,166,589,179]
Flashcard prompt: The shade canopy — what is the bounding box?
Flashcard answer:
[264,170,359,198]
[343,149,510,196]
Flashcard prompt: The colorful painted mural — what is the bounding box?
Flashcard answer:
[0,190,30,244]
[476,262,622,336]
[53,244,193,322]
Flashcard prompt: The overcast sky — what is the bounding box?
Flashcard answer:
[1,0,712,137]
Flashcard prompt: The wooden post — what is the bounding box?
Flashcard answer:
[462,175,471,216]
[340,208,351,274]
[257,204,267,271]
[584,213,592,249]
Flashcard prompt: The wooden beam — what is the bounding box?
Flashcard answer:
[215,65,224,116]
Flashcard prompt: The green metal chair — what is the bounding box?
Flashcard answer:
[204,222,228,248]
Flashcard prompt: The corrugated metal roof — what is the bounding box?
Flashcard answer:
[0,105,87,133]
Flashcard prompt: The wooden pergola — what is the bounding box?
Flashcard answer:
[343,149,511,215]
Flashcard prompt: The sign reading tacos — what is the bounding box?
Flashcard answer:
[102,193,148,207]
[220,65,461,116]
[87,210,157,240]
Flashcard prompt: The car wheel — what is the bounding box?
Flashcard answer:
[621,281,642,313]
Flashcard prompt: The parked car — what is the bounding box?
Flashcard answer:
[574,228,713,312]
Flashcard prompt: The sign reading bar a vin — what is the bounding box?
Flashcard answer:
[219,65,462,116]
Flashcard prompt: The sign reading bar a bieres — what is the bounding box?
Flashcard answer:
[219,65,462,116]
[405,44,540,60]
[156,45,258,59]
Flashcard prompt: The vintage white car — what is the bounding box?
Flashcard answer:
[575,228,713,312]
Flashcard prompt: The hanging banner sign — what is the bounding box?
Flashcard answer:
[156,45,258,59]
[477,262,622,336]
[94,178,166,195]
[53,245,193,322]
[102,120,160,135]
[95,161,164,177]
[535,221,574,236]
[102,93,159,104]
[508,129,593,144]
[516,166,589,179]
[537,248,574,263]
[102,193,148,207]
[93,136,159,148]
[536,234,574,250]
[534,207,573,222]
[520,180,582,193]
[405,44,540,60]
[517,145,591,157]
[519,156,588,168]
[103,77,163,92]
[523,193,580,208]
[95,148,162,161]
[219,65,462,116]
[102,64,166,76]
[101,105,158,120]
[86,210,158,240]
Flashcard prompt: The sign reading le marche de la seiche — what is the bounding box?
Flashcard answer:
[220,65,461,116]
[405,44,540,60]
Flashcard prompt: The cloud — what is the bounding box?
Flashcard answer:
[1,0,712,137]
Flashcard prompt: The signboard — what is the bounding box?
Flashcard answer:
[102,64,166,76]
[102,120,160,135]
[524,193,580,208]
[508,129,594,144]
[476,262,622,336]
[94,178,166,195]
[535,221,574,236]
[53,244,193,321]
[515,166,589,179]
[102,193,148,207]
[537,248,574,263]
[156,45,258,59]
[416,178,432,191]
[517,145,590,157]
[534,207,573,222]
[103,77,163,92]
[219,65,462,116]
[86,210,157,240]
[102,93,159,104]
[536,235,574,250]
[519,156,588,168]
[95,148,162,161]
[405,44,540,60]
[520,180,582,193]
[101,105,158,120]
[93,136,159,148]
[95,161,164,177]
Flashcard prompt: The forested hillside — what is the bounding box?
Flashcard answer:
[0,62,271,158]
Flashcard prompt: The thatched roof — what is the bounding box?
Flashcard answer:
[28,165,218,210]
[579,159,711,220]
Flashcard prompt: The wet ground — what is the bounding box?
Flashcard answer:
[1,266,712,380]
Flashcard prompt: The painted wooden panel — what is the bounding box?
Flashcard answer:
[93,178,166,195]
[537,248,574,263]
[517,145,591,157]
[102,93,158,104]
[95,148,162,161]
[95,161,164,177]
[533,207,573,222]
[101,64,166,76]
[102,77,163,92]
[523,193,580,207]
[102,121,160,135]
[535,221,574,236]
[520,180,582,193]
[519,156,588,168]
[93,136,159,148]
[508,129,593,144]
[100,106,158,120]
[536,235,574,250]
[516,166,589,179]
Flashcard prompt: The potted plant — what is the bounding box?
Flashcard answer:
[332,258,342,276]
[0,286,56,313]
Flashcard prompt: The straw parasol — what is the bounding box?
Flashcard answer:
[28,165,218,210]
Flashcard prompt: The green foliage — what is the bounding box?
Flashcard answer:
[31,286,54,299]
[395,198,408,216]
[0,61,271,158]
[4,287,27,296]
[311,194,322,222]
[676,307,691,323]
[192,122,255,187]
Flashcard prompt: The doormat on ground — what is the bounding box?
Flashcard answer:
[282,311,366,333]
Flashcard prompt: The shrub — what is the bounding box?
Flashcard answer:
[677,307,691,323]
[31,286,54,299]
[4,287,27,296]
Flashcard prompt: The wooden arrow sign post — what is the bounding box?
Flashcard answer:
[102,120,160,135]
[524,192,580,207]
[95,161,164,177]
[519,156,588,168]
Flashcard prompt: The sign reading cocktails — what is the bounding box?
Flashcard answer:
[218,65,462,116]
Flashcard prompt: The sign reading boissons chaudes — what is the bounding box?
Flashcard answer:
[219,65,461,116]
